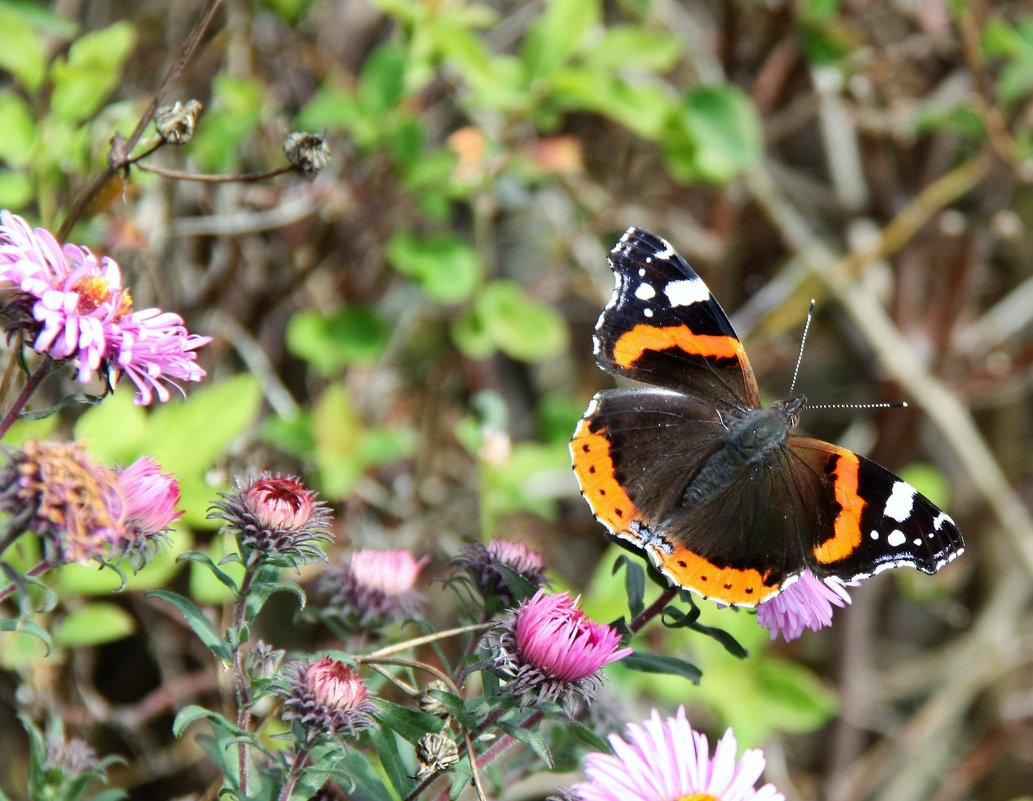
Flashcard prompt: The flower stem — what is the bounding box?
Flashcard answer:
[0,357,55,440]
[231,565,259,797]
[0,559,57,602]
[277,745,311,801]
[628,586,679,634]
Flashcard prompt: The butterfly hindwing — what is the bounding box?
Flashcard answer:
[594,227,760,410]
[788,438,965,579]
[571,387,727,551]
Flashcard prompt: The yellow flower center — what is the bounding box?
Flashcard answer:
[677,795,719,801]
[74,275,133,319]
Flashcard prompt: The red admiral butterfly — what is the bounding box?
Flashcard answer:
[571,227,965,607]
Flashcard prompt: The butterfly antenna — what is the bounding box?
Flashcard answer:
[787,299,816,395]
[806,401,908,410]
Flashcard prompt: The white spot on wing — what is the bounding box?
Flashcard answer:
[932,511,953,530]
[870,530,879,539]
[884,481,917,522]
[664,278,709,308]
[654,239,675,260]
[635,283,656,301]
[643,308,653,318]
[887,530,906,548]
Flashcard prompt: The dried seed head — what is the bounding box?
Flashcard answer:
[415,732,459,778]
[283,131,331,176]
[154,100,203,144]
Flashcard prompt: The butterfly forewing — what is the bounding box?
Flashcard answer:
[594,227,761,410]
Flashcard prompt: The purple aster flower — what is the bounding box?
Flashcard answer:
[209,473,333,568]
[756,570,858,642]
[273,656,377,743]
[319,548,429,630]
[0,210,210,405]
[0,441,177,568]
[567,706,784,801]
[484,590,631,714]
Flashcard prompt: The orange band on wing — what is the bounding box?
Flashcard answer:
[651,547,780,607]
[812,448,865,565]
[612,325,747,370]
[570,417,643,540]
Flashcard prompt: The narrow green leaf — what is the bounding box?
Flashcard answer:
[147,590,229,661]
[499,720,553,768]
[172,705,253,741]
[177,551,239,594]
[244,580,307,618]
[621,651,702,684]
[371,698,443,743]
[0,618,52,653]
[616,555,646,618]
[332,750,395,801]
[369,725,415,799]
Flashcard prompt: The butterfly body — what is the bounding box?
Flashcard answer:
[571,227,964,607]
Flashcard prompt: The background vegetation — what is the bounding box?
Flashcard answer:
[1,0,1032,799]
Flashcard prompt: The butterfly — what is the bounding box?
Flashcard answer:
[570,227,965,607]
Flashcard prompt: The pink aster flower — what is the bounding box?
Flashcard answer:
[274,656,377,743]
[452,538,548,609]
[118,457,181,533]
[756,570,859,642]
[568,706,784,801]
[209,473,333,568]
[0,441,177,569]
[0,210,210,405]
[485,590,631,714]
[319,549,429,630]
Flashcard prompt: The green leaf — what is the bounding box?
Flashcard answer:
[387,231,482,303]
[187,75,264,172]
[286,306,390,374]
[331,750,395,801]
[369,725,415,799]
[0,9,47,91]
[616,555,646,618]
[583,25,683,71]
[147,589,229,661]
[172,705,253,740]
[359,43,407,114]
[621,651,702,684]
[244,579,307,619]
[53,602,135,647]
[522,0,601,80]
[0,618,52,654]
[498,720,553,768]
[371,698,443,743]
[312,383,415,500]
[0,170,33,209]
[663,84,762,184]
[49,21,136,123]
[547,67,673,140]
[177,551,240,594]
[472,280,568,362]
[74,388,148,464]
[0,92,37,166]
